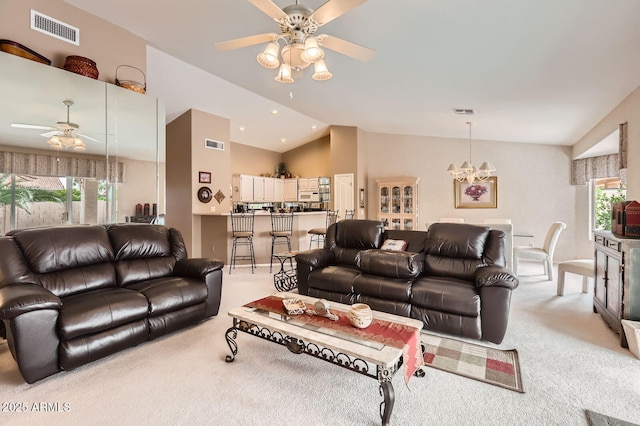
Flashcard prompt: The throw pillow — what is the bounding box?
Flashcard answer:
[380,239,408,251]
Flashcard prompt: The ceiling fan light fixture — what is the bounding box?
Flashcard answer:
[257,42,280,69]
[312,60,333,81]
[301,37,324,63]
[47,135,62,148]
[274,63,294,83]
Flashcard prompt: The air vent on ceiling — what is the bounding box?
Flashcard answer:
[453,108,475,115]
[31,10,79,46]
[205,138,225,151]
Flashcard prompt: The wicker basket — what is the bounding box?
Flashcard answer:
[115,65,146,94]
[64,55,99,79]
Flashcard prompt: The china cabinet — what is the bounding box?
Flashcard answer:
[593,230,640,347]
[376,177,419,230]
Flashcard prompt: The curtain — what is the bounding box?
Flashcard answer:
[0,150,125,182]
[619,122,628,170]
[571,154,619,185]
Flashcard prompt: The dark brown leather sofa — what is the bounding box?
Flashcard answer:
[0,224,224,383]
[296,220,519,344]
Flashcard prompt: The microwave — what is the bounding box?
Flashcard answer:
[299,191,320,202]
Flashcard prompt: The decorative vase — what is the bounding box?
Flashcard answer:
[348,303,372,328]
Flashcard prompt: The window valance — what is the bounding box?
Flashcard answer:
[571,122,627,185]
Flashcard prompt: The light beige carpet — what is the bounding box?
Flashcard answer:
[0,262,639,425]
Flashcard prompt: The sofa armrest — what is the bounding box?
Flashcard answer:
[0,283,61,320]
[475,265,519,290]
[174,258,225,280]
[295,249,335,269]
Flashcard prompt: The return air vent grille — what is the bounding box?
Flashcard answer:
[31,10,79,46]
[205,139,225,151]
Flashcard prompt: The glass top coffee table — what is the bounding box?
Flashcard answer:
[225,292,424,425]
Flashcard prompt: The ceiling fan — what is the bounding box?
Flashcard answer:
[214,0,375,83]
[11,100,99,151]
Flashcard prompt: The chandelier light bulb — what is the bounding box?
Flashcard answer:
[312,60,333,81]
[274,63,294,83]
[257,42,280,69]
[301,37,324,63]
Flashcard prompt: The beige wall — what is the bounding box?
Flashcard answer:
[166,111,193,249]
[0,0,146,83]
[282,135,331,178]
[364,132,586,261]
[230,142,282,176]
[330,126,359,212]
[572,84,640,200]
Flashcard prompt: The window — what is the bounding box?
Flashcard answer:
[592,177,626,231]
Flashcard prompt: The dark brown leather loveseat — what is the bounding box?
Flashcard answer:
[0,224,224,383]
[295,220,519,344]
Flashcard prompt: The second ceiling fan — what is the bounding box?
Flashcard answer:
[214,0,375,83]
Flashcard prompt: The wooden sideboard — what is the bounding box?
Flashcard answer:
[593,230,640,347]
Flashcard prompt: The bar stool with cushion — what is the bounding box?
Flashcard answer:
[229,211,255,274]
[270,212,294,273]
[308,210,338,249]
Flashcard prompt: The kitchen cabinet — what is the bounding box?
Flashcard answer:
[232,174,254,202]
[377,177,419,230]
[284,179,298,202]
[253,176,265,201]
[594,231,640,347]
[273,178,284,202]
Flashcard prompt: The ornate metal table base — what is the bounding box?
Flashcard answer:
[225,318,417,425]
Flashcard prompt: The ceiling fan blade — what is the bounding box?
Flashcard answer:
[11,123,55,131]
[39,130,58,138]
[248,0,287,20]
[317,34,375,62]
[76,132,101,143]
[214,33,278,51]
[311,0,368,26]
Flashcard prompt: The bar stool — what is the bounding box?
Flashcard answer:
[229,211,255,274]
[344,209,355,220]
[308,210,338,249]
[270,212,294,273]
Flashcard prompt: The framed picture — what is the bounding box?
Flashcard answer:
[199,171,211,184]
[454,177,497,208]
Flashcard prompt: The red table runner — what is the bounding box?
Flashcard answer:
[244,295,424,385]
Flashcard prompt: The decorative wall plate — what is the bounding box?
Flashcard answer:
[197,186,212,203]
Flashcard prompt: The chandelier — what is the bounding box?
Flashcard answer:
[257,35,332,83]
[47,128,86,151]
[447,122,495,184]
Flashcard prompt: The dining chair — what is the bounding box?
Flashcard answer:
[513,222,567,280]
[229,211,255,274]
[344,209,355,220]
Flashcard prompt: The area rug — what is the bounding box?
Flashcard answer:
[586,409,640,426]
[421,333,524,393]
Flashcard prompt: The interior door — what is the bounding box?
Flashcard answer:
[334,174,354,219]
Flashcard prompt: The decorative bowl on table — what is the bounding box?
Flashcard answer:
[348,303,372,328]
[282,298,305,315]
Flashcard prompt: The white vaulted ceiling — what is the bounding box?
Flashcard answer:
[65,0,640,153]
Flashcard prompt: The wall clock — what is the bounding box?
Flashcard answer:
[197,186,213,203]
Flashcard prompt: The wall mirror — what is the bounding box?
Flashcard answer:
[0,52,164,233]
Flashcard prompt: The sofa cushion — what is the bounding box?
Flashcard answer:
[108,225,179,286]
[411,276,480,317]
[356,249,423,279]
[59,288,149,340]
[308,266,360,294]
[353,273,412,302]
[384,229,429,253]
[126,277,208,316]
[425,223,490,259]
[11,225,114,274]
[327,220,384,267]
[380,239,407,251]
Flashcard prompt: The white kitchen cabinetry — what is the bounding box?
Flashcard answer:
[232,175,254,202]
[273,178,284,201]
[284,179,298,201]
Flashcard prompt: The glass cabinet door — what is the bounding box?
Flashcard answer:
[404,219,414,230]
[380,186,389,214]
[392,186,401,213]
[391,218,401,230]
[404,185,413,214]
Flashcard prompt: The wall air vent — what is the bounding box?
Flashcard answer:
[205,139,225,151]
[453,108,475,115]
[30,10,79,46]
